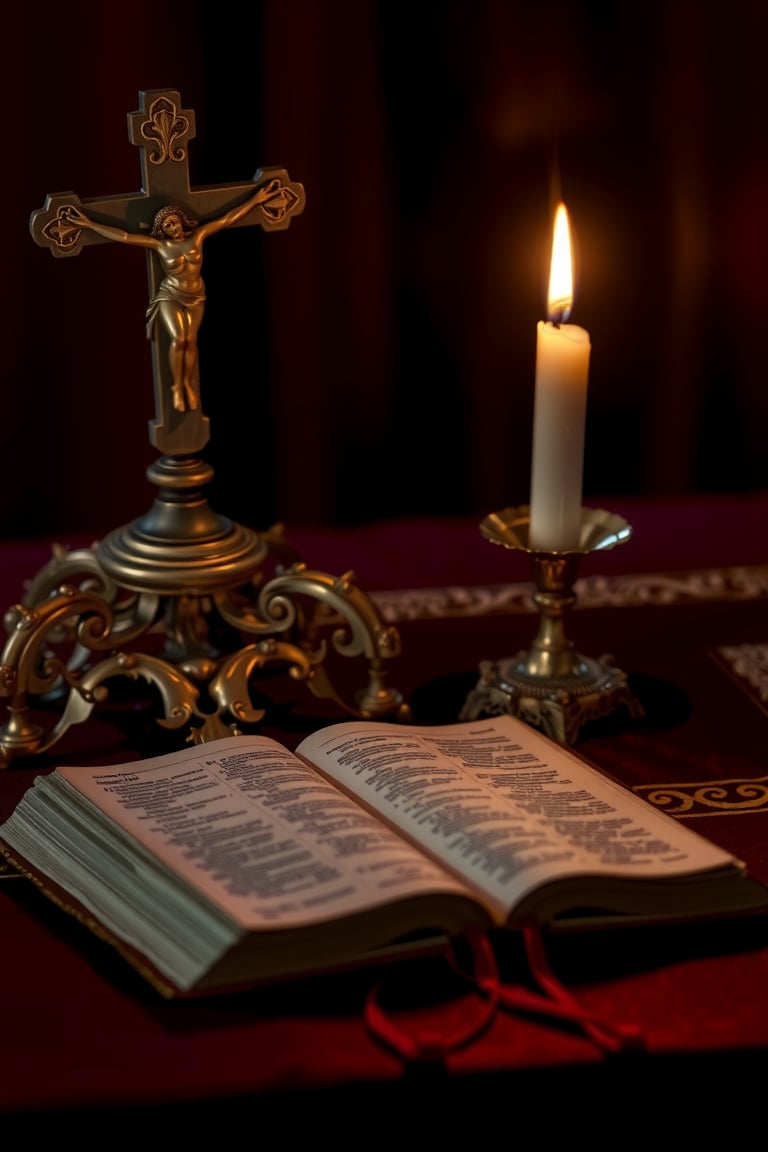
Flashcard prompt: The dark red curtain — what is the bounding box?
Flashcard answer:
[4,1,767,541]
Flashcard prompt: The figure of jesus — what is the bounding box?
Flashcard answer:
[64,178,281,413]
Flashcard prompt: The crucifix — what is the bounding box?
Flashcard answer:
[30,88,304,457]
[1,89,407,766]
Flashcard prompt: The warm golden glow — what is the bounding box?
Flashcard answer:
[547,202,573,322]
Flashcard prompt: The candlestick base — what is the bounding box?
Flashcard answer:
[459,506,644,745]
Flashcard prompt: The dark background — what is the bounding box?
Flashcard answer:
[4,1,767,540]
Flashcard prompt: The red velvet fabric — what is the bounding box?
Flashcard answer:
[2,492,768,1128]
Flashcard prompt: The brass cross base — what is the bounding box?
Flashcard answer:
[460,505,644,745]
[0,456,409,767]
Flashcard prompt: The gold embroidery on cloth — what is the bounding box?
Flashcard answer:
[634,777,768,818]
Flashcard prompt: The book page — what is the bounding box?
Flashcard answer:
[297,715,744,919]
[47,736,475,929]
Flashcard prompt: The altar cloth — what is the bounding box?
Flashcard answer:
[2,490,768,1131]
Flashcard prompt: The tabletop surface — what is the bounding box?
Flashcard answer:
[2,490,768,1132]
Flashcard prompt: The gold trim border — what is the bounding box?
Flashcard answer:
[633,776,768,818]
[370,565,768,623]
[713,643,768,717]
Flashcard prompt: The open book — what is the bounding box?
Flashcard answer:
[2,715,767,998]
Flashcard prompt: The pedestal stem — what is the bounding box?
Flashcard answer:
[523,551,582,679]
[526,590,577,678]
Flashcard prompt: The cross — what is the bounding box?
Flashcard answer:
[29,88,305,457]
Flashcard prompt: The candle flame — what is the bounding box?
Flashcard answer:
[547,202,574,323]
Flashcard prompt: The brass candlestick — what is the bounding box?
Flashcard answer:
[460,505,644,745]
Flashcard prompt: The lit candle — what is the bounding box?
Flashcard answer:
[528,202,591,552]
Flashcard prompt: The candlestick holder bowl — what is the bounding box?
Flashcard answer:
[460,506,644,745]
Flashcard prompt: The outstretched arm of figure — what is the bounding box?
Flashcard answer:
[197,177,282,240]
[62,205,157,249]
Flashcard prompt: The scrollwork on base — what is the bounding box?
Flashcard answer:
[0,543,410,767]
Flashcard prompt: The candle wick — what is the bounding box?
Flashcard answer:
[548,296,571,328]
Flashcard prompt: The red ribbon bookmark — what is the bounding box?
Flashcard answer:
[364,922,644,1063]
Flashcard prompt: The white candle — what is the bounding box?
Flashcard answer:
[528,202,591,552]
